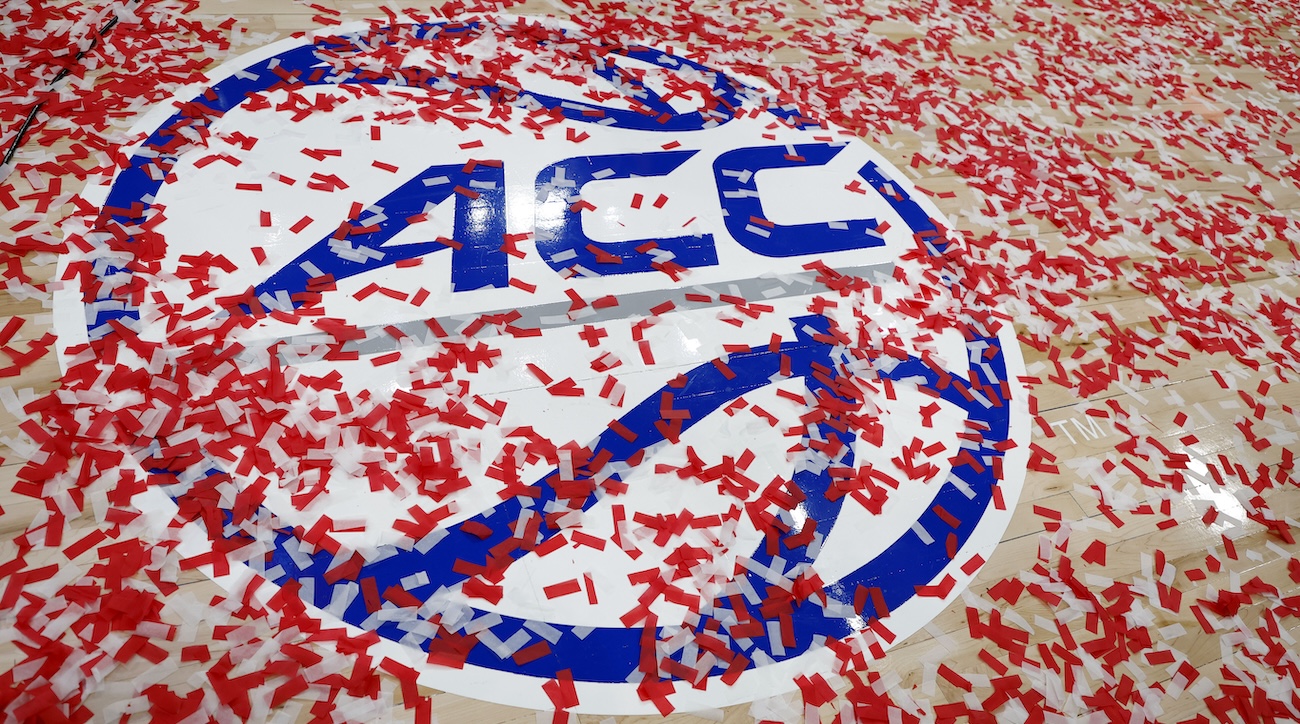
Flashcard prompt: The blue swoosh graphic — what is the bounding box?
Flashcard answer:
[89,19,1015,689]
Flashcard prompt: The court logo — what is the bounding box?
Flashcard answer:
[60,16,1029,714]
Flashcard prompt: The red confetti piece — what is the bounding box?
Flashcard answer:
[1081,540,1107,565]
[543,579,582,599]
[526,363,554,385]
[0,317,23,346]
[571,531,606,550]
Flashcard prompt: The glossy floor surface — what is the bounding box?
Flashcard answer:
[1,0,1299,722]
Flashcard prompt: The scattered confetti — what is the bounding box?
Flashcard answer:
[1,0,1299,721]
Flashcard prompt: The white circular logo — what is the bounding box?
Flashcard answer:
[57,15,1030,714]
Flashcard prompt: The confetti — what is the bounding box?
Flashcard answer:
[3,1,1299,722]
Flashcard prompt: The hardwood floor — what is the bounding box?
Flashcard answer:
[1,0,1298,721]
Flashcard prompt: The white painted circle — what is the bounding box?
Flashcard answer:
[55,15,1030,714]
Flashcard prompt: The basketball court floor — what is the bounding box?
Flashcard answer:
[1,0,1298,721]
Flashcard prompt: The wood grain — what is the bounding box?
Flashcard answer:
[2,0,1297,720]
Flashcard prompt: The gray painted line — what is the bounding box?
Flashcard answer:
[246,262,893,363]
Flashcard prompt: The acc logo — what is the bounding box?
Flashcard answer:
[60,16,1029,714]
